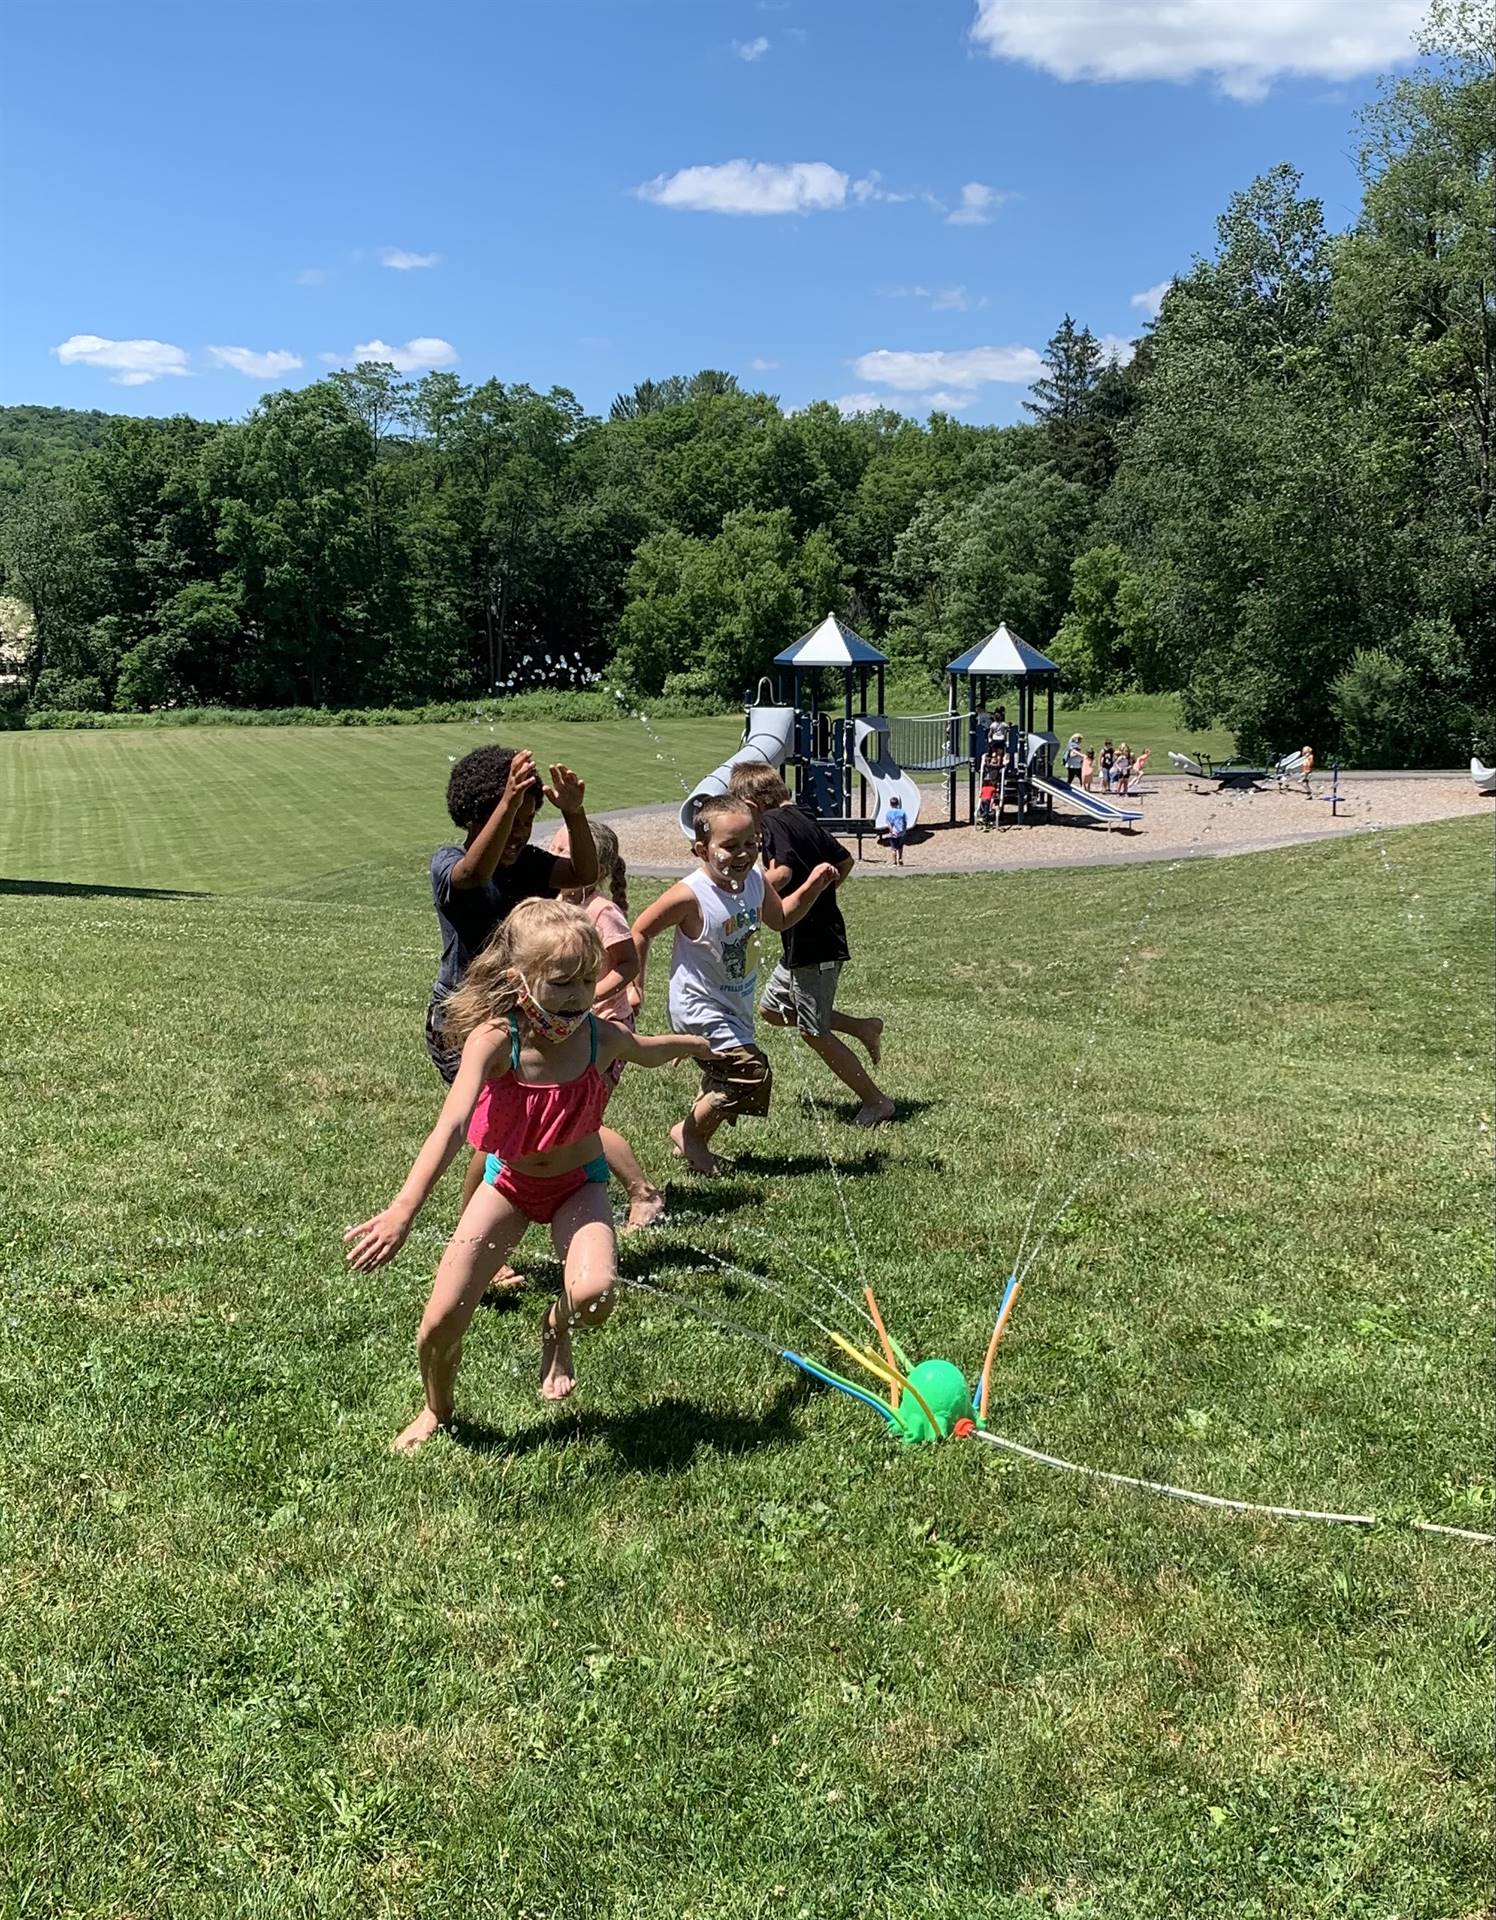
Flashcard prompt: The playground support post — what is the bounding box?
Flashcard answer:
[946,680,959,826]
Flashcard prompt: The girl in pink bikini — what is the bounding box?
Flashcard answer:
[345,899,710,1453]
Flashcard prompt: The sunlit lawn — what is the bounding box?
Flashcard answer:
[0,716,1489,1917]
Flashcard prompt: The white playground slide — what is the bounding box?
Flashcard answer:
[1473,756,1496,796]
[852,716,922,832]
[1028,770,1142,828]
[678,705,798,838]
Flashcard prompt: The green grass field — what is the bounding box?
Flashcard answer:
[1,718,1490,1918]
[0,693,1228,906]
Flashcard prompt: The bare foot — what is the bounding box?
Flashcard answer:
[391,1407,448,1455]
[623,1187,667,1232]
[540,1306,576,1401]
[854,1097,896,1128]
[859,1018,884,1068]
[670,1120,719,1176]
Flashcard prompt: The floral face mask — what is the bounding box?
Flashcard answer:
[514,973,590,1044]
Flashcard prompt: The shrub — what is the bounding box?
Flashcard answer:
[1330,620,1474,769]
[19,684,739,733]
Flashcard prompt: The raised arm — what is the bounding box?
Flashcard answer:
[343,1023,509,1270]
[449,750,537,890]
[762,862,838,932]
[543,766,598,891]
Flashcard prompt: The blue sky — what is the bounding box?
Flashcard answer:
[2,0,1423,427]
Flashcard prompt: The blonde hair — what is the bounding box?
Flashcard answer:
[728,762,791,813]
[553,819,630,916]
[439,899,603,1051]
[590,820,629,916]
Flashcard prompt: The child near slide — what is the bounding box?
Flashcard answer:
[884,798,908,865]
[728,764,895,1129]
[630,794,838,1175]
[346,899,710,1452]
[427,746,598,1224]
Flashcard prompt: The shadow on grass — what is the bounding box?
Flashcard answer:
[0,877,211,900]
[653,1180,764,1224]
[726,1148,888,1178]
[789,1095,940,1128]
[451,1380,807,1474]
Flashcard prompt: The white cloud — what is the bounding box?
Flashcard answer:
[970,0,1421,101]
[887,284,987,313]
[946,181,1001,226]
[852,344,1044,394]
[207,345,304,380]
[734,35,770,60]
[1130,278,1173,318]
[1095,334,1136,367]
[637,159,849,215]
[53,334,190,385]
[750,356,780,370]
[379,247,440,270]
[851,170,916,205]
[839,387,977,420]
[836,393,890,417]
[330,336,459,372]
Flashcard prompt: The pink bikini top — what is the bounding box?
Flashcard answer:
[468,1012,610,1157]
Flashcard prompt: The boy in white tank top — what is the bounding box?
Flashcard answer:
[631,795,838,1174]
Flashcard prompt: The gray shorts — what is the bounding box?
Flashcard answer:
[760,961,841,1038]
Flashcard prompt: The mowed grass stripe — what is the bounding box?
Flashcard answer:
[0,716,742,900]
[0,749,1489,1913]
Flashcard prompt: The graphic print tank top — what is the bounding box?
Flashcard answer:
[667,866,764,1050]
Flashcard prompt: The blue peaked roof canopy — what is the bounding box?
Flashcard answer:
[774,613,889,668]
[946,622,1059,677]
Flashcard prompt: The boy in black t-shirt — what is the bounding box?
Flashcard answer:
[428,744,597,1217]
[727,764,895,1127]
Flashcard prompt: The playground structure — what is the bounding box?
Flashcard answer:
[1471,755,1496,795]
[679,615,921,842]
[679,613,1142,842]
[1170,748,1323,794]
[944,624,1141,831]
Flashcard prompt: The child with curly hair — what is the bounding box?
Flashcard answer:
[427,745,597,1224]
[348,899,710,1452]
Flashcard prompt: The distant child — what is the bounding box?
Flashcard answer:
[631,795,838,1174]
[1063,734,1084,786]
[428,745,598,1219]
[977,738,1004,830]
[1099,740,1116,792]
[543,818,666,1229]
[1300,744,1315,796]
[1081,745,1095,792]
[1113,742,1132,794]
[884,797,909,864]
[728,764,895,1128]
[1126,747,1150,793]
[347,899,710,1452]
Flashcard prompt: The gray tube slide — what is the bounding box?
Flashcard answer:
[678,705,797,838]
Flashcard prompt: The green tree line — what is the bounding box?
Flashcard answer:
[2,10,1490,762]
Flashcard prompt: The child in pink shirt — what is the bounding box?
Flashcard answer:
[551,820,665,1227]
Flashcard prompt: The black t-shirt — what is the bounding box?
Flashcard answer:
[760,805,850,969]
[430,841,558,998]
